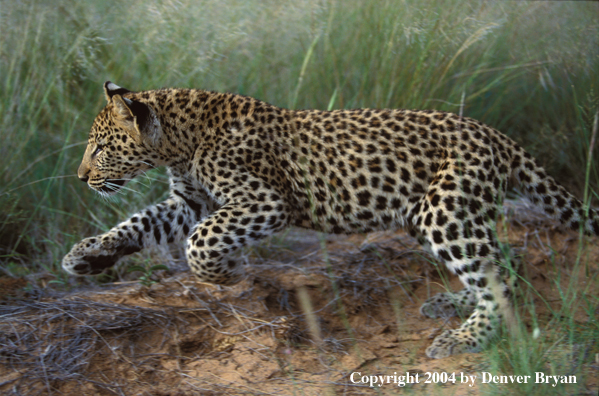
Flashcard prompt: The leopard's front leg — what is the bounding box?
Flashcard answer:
[185,195,291,285]
[62,193,212,275]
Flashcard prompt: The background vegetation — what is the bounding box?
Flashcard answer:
[1,0,597,280]
[0,1,597,394]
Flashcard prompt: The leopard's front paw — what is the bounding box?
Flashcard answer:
[62,236,141,276]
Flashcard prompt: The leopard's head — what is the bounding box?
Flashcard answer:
[78,82,163,196]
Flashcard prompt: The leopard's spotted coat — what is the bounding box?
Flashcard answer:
[63,82,598,358]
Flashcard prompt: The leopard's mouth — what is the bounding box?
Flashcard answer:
[99,179,127,194]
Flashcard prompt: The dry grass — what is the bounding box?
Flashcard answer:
[0,298,174,395]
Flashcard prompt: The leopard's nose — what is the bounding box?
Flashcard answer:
[78,162,90,182]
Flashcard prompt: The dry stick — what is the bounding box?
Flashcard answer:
[297,286,322,346]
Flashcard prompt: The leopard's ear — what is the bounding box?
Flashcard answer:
[104,81,131,102]
[112,95,136,120]
[111,94,161,145]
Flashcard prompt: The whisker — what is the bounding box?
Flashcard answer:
[132,177,152,189]
[98,183,126,201]
[138,162,161,184]
[105,181,143,196]
[106,193,120,202]
[140,171,153,185]
[97,191,112,201]
[126,170,168,186]
[139,160,157,169]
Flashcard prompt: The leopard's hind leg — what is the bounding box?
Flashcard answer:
[419,244,523,320]
[420,288,478,319]
[409,163,517,358]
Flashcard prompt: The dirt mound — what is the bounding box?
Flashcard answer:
[1,201,598,395]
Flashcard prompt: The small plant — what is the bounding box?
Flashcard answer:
[127,263,169,287]
[47,274,69,288]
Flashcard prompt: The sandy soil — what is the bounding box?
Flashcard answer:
[1,200,598,395]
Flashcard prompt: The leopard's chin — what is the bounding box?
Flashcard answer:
[98,179,127,194]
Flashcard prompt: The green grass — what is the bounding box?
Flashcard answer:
[0,0,598,392]
[1,0,597,274]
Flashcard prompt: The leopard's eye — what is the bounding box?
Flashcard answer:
[93,145,104,157]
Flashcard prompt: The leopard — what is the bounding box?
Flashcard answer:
[63,81,599,359]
